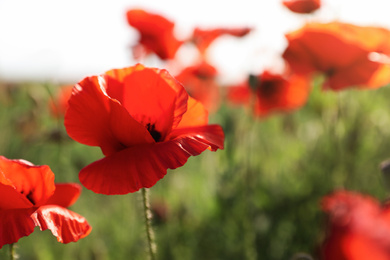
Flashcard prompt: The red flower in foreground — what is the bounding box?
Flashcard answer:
[282,0,321,14]
[227,70,310,117]
[175,61,220,112]
[283,22,390,90]
[321,191,390,260]
[64,64,224,195]
[191,27,252,56]
[126,9,183,60]
[0,156,91,248]
[49,84,73,118]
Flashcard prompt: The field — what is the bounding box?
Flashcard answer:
[1,78,389,260]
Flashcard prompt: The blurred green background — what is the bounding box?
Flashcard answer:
[0,78,389,260]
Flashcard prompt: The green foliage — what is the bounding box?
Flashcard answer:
[1,81,390,259]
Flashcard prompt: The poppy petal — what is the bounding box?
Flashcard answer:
[45,183,81,208]
[0,208,36,249]
[65,76,154,156]
[105,65,188,139]
[176,96,209,128]
[79,125,224,194]
[32,205,92,243]
[0,182,33,209]
[0,156,55,207]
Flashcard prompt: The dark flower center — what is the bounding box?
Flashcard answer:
[20,189,36,205]
[146,123,162,142]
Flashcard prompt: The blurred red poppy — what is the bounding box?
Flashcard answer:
[0,156,91,248]
[175,61,220,112]
[227,70,310,117]
[64,64,224,195]
[191,27,252,56]
[126,9,183,60]
[49,85,73,118]
[282,22,390,90]
[321,190,390,260]
[282,0,321,14]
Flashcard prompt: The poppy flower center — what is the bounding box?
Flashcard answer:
[20,189,36,205]
[259,80,279,97]
[146,123,162,142]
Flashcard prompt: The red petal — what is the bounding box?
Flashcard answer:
[32,205,91,244]
[0,156,55,207]
[45,183,81,208]
[0,208,36,249]
[176,96,209,128]
[65,75,154,156]
[105,65,188,139]
[79,125,224,194]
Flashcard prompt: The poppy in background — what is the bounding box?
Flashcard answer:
[126,9,183,60]
[282,0,321,14]
[64,64,224,195]
[321,190,390,260]
[175,61,221,112]
[49,85,73,118]
[227,70,310,117]
[0,156,91,248]
[283,22,390,91]
[191,27,252,57]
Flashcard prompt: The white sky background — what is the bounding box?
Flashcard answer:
[0,0,390,84]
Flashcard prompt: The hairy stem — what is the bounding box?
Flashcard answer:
[141,188,156,260]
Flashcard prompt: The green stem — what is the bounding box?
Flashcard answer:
[9,243,17,260]
[141,188,156,260]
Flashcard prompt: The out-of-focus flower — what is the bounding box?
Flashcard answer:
[321,190,390,260]
[0,156,91,248]
[126,9,183,60]
[49,85,73,118]
[282,22,390,90]
[191,27,252,57]
[175,61,220,112]
[282,0,321,14]
[227,70,310,117]
[64,64,224,195]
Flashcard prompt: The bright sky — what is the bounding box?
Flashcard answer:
[0,0,390,84]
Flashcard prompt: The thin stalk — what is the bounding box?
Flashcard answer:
[9,243,17,260]
[141,188,156,260]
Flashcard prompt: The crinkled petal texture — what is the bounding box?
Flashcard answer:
[0,156,91,248]
[79,125,224,194]
[65,64,225,195]
[282,22,386,90]
[0,208,36,248]
[0,156,55,208]
[32,205,92,243]
[282,0,321,14]
[321,191,390,260]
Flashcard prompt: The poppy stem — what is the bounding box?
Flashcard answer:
[9,243,17,260]
[141,188,156,260]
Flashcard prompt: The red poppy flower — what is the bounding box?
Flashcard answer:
[283,22,390,90]
[227,70,310,117]
[191,27,252,56]
[175,61,220,112]
[282,0,321,14]
[64,64,224,195]
[321,190,390,260]
[49,85,73,118]
[0,156,91,248]
[126,9,183,60]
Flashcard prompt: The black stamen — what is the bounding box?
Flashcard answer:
[146,123,162,142]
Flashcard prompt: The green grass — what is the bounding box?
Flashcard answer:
[1,79,390,259]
